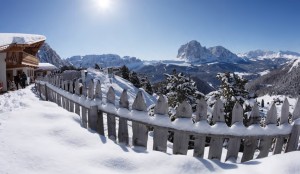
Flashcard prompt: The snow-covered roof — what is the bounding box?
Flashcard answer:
[36,63,58,71]
[0,33,46,51]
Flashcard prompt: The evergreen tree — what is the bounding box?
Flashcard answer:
[129,71,141,88]
[94,64,101,69]
[144,80,153,95]
[120,65,130,80]
[211,72,254,126]
[163,71,204,112]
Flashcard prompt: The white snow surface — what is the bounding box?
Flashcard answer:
[0,33,46,48]
[85,68,157,108]
[1,86,300,173]
[1,86,300,174]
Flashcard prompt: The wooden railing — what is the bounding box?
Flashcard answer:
[35,75,300,163]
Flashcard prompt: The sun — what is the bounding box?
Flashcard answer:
[97,0,111,9]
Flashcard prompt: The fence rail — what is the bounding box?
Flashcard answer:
[35,75,300,163]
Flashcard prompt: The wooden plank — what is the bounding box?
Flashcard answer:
[44,84,48,101]
[258,103,277,158]
[193,135,206,158]
[153,127,168,152]
[153,95,169,152]
[88,79,94,99]
[292,97,300,121]
[75,103,80,116]
[241,137,258,162]
[57,94,62,107]
[286,124,300,152]
[107,87,116,140]
[118,89,129,144]
[195,98,207,122]
[226,102,244,162]
[208,99,225,160]
[173,131,189,155]
[88,105,98,131]
[81,107,88,128]
[280,98,289,124]
[273,137,285,154]
[212,99,225,123]
[97,110,105,136]
[95,80,102,100]
[226,137,241,161]
[257,138,273,158]
[132,91,148,148]
[69,101,74,112]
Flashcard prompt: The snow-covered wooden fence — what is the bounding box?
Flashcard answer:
[35,75,300,163]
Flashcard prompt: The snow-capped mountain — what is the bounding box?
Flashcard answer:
[177,40,241,63]
[66,54,144,69]
[238,50,300,60]
[38,43,71,68]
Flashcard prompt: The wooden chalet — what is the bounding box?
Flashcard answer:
[0,33,46,92]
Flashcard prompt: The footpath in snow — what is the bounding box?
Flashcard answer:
[0,85,300,174]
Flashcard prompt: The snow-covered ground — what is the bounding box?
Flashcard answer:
[1,85,300,174]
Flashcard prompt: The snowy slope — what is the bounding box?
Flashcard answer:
[1,86,300,174]
[85,68,157,108]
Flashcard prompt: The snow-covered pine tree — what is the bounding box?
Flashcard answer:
[212,72,254,126]
[120,65,130,80]
[129,71,141,88]
[163,70,204,114]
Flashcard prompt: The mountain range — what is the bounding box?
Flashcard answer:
[38,40,300,95]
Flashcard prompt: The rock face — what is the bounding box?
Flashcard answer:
[177,40,241,63]
[37,43,71,68]
[66,54,144,69]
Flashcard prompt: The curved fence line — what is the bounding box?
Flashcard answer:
[35,75,300,163]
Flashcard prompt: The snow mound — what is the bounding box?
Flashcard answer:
[85,68,157,108]
[0,33,46,47]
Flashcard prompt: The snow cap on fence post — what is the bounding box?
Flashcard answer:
[154,94,168,115]
[95,80,102,100]
[280,98,289,124]
[175,101,192,118]
[107,86,115,105]
[265,102,277,124]
[195,98,207,122]
[248,103,260,125]
[212,99,225,123]
[231,102,243,124]
[292,97,300,121]
[88,79,94,99]
[132,91,147,111]
[119,89,129,109]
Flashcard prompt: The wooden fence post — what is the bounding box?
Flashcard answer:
[226,102,244,162]
[208,99,225,160]
[194,98,208,158]
[107,86,117,140]
[69,82,74,112]
[173,101,192,155]
[241,103,260,162]
[153,95,169,152]
[118,89,129,145]
[274,98,290,154]
[88,80,97,131]
[286,98,300,152]
[95,80,104,136]
[257,103,277,158]
[132,91,148,148]
[81,106,88,128]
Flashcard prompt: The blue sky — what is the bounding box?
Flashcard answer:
[1,0,299,60]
